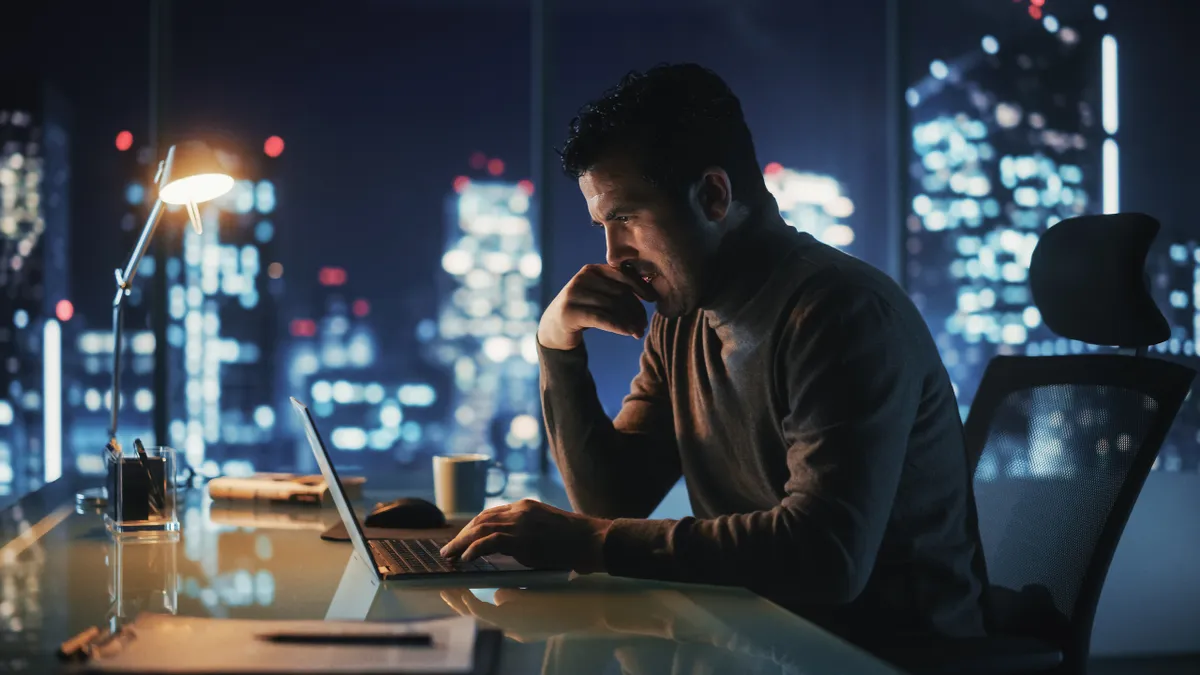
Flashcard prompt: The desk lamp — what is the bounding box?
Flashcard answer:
[106,141,235,456]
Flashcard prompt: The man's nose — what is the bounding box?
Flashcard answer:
[605,226,637,268]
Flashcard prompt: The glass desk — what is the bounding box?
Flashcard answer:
[0,472,903,674]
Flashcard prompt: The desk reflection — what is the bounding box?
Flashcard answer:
[0,482,898,674]
[107,535,178,630]
[176,500,340,616]
[437,577,858,675]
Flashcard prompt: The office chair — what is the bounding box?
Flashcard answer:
[888,212,1195,675]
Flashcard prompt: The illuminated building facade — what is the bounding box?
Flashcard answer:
[903,4,1196,474]
[435,178,542,476]
[763,163,856,253]
[67,140,165,475]
[164,146,283,477]
[67,329,156,476]
[285,270,447,476]
[0,81,70,501]
[903,4,1113,417]
[1146,241,1200,471]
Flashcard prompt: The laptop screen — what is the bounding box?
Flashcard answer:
[290,397,381,576]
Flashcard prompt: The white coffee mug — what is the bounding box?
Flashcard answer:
[432,454,508,516]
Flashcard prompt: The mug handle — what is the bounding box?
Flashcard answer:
[485,462,509,497]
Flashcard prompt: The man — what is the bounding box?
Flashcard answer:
[442,63,988,648]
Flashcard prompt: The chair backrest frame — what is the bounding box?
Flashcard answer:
[964,353,1194,669]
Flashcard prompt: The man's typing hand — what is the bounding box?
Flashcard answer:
[439,499,611,573]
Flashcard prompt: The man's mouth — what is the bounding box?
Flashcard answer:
[619,262,661,301]
[634,273,661,302]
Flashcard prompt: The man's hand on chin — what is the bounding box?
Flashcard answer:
[439,499,612,573]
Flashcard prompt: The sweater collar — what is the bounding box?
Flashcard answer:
[700,213,813,329]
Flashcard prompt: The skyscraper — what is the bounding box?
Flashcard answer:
[165,143,283,477]
[898,4,1165,478]
[434,177,542,477]
[1145,238,1200,472]
[67,137,287,478]
[0,80,70,502]
[903,5,1112,417]
[763,163,856,253]
[67,139,156,475]
[284,268,446,477]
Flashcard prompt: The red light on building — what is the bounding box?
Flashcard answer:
[1029,5,1042,19]
[115,131,133,151]
[55,299,74,322]
[318,266,347,286]
[264,135,285,158]
[764,162,783,175]
[517,179,535,196]
[1030,0,1045,6]
[469,152,487,170]
[487,158,504,176]
[453,176,470,193]
[289,319,317,337]
[352,299,370,317]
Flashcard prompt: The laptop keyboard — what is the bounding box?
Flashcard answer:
[371,538,498,575]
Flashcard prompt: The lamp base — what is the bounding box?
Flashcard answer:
[76,487,108,515]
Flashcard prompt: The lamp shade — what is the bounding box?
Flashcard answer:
[157,141,236,205]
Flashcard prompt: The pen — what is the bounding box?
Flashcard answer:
[257,633,433,646]
[134,438,164,515]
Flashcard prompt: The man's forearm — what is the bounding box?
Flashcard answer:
[601,505,867,605]
[539,340,680,520]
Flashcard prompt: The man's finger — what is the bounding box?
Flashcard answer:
[573,273,632,299]
[439,589,473,617]
[461,532,515,562]
[441,521,503,558]
[586,263,646,293]
[574,290,647,335]
[565,301,644,338]
[615,292,649,334]
[492,588,522,606]
[465,503,513,525]
[439,590,502,627]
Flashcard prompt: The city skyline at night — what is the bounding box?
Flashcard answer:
[3,2,1199,511]
[0,80,70,499]
[903,2,1197,473]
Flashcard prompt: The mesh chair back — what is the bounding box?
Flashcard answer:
[964,353,1193,669]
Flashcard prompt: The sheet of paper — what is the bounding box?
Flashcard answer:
[88,613,478,674]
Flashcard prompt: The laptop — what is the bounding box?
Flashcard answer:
[291,397,549,581]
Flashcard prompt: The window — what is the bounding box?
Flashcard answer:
[547,2,889,441]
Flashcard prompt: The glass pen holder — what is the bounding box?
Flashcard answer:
[105,446,180,539]
[108,534,179,631]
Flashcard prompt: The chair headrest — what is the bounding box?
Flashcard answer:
[1029,212,1170,348]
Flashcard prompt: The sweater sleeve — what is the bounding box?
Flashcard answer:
[539,315,682,520]
[601,285,922,605]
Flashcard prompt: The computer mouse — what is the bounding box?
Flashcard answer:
[364,497,447,529]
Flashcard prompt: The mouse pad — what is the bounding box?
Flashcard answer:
[320,518,472,542]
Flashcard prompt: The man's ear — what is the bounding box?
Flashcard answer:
[695,167,733,222]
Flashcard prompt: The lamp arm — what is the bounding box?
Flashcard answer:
[109,198,167,446]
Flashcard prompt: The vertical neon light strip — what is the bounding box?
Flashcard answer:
[1102,35,1119,134]
[1102,35,1119,214]
[1103,140,1119,214]
[43,319,62,482]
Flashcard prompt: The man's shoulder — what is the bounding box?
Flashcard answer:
[782,245,919,327]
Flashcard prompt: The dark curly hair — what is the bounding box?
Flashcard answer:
[558,63,771,210]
